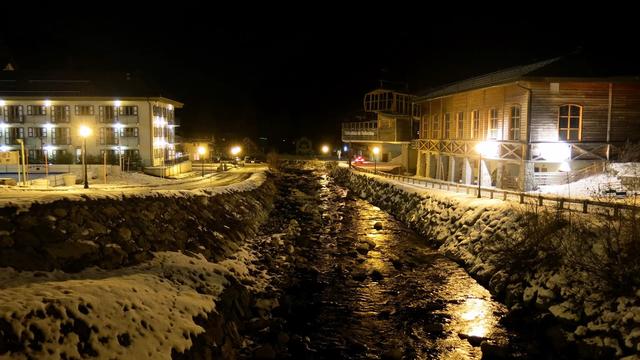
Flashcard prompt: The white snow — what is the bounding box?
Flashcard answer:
[0,169,267,210]
[0,249,261,359]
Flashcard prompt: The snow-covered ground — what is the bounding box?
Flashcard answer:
[0,166,268,208]
[533,173,622,198]
[0,247,270,359]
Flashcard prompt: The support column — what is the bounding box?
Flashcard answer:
[416,151,424,177]
[522,161,535,191]
[448,155,456,182]
[496,162,505,188]
[463,157,472,185]
[401,143,410,174]
[480,159,492,187]
[425,152,432,178]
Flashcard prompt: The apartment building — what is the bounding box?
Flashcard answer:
[0,67,183,168]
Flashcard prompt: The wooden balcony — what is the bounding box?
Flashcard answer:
[415,139,617,162]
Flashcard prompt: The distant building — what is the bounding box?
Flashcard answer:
[341,86,420,172]
[414,55,640,191]
[182,137,214,161]
[0,67,183,167]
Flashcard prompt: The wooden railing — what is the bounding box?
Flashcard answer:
[350,165,639,215]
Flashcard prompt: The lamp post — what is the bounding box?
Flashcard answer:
[477,151,482,198]
[198,146,206,177]
[79,125,91,189]
[372,146,380,174]
[321,145,329,157]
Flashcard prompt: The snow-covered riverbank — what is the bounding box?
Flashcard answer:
[331,166,640,359]
[0,171,276,358]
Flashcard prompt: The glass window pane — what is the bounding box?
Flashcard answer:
[569,130,579,140]
[570,118,580,128]
[559,131,568,140]
[559,118,568,128]
[559,106,569,116]
[569,105,580,116]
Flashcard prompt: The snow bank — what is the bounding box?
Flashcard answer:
[332,167,640,358]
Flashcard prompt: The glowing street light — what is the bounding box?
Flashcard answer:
[321,145,329,154]
[79,125,92,189]
[197,146,206,177]
[231,146,241,156]
[372,146,380,174]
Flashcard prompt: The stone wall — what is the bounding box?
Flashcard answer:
[0,174,275,272]
[331,167,640,359]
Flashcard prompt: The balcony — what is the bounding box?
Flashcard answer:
[101,116,139,125]
[52,137,72,145]
[342,117,416,143]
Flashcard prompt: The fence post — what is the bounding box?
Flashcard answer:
[519,194,524,204]
[490,190,494,199]
[583,200,588,213]
[538,195,543,206]
[558,199,564,210]
[503,192,507,201]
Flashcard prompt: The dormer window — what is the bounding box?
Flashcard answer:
[558,104,582,141]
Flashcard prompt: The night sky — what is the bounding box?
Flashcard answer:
[1,6,638,151]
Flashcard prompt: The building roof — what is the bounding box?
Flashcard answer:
[416,51,640,100]
[0,68,183,106]
[417,57,561,100]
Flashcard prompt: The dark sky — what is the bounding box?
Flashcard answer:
[1,6,638,150]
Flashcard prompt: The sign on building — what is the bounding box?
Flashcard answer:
[0,151,20,165]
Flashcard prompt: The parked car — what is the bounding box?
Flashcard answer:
[353,155,364,165]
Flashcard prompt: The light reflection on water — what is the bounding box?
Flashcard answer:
[304,173,517,359]
[352,199,509,359]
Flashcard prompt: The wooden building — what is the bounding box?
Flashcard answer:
[342,87,420,172]
[414,56,640,191]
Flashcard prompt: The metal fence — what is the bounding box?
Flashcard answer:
[350,165,639,215]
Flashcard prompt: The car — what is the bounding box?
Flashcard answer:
[353,155,364,165]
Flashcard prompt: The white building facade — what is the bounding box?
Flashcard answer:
[0,97,183,167]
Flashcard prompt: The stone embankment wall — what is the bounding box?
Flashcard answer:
[0,173,277,359]
[332,167,640,359]
[0,174,275,272]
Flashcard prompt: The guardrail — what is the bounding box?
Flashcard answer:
[350,165,639,215]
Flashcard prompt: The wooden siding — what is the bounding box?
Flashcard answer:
[610,83,640,143]
[418,83,529,142]
[528,81,640,143]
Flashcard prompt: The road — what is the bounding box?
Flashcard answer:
[0,167,265,208]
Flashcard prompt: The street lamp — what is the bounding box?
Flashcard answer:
[79,125,92,189]
[230,146,241,167]
[321,145,329,155]
[197,146,206,177]
[372,146,380,174]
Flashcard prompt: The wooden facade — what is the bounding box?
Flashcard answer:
[414,78,640,191]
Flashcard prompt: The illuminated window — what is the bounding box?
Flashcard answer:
[558,104,582,141]
[471,110,480,139]
[456,112,464,139]
[509,105,521,140]
[488,108,499,139]
[443,113,452,139]
[75,105,94,116]
[431,114,440,139]
[27,105,46,116]
[119,106,138,116]
[51,105,70,123]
